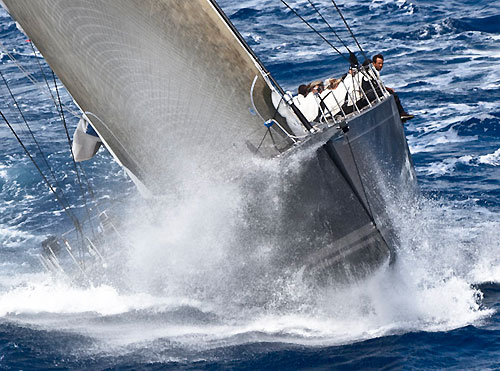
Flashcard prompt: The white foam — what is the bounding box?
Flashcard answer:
[0,225,34,248]
[0,275,203,318]
[419,148,500,174]
[410,126,476,155]
[478,148,500,166]
[0,163,7,180]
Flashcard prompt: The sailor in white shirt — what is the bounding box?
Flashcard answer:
[372,54,414,122]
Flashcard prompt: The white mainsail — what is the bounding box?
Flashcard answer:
[2,0,300,193]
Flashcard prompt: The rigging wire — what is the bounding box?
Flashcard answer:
[78,162,102,214]
[0,41,81,119]
[330,0,369,63]
[51,71,96,240]
[2,41,105,255]
[306,0,351,54]
[343,130,395,261]
[0,109,83,234]
[279,0,350,63]
[0,90,29,140]
[28,40,65,122]
[256,129,270,152]
[256,95,290,152]
[0,71,76,215]
[0,41,39,86]
[328,0,390,95]
[27,41,104,215]
[279,0,364,110]
[0,44,104,262]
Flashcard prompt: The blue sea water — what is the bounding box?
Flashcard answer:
[1,0,500,369]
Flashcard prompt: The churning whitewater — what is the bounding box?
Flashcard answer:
[1,0,500,368]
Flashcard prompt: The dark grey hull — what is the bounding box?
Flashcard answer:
[277,96,418,285]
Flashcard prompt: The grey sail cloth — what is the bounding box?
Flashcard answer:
[2,0,297,193]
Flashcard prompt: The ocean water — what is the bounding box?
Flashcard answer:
[1,0,500,369]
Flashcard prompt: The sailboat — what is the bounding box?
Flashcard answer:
[0,0,418,285]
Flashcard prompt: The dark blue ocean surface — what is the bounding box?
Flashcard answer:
[1,0,500,369]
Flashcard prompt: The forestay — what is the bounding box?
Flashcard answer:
[2,0,300,193]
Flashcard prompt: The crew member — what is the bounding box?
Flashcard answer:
[297,84,308,97]
[372,54,414,122]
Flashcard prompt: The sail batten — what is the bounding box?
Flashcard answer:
[2,0,298,192]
